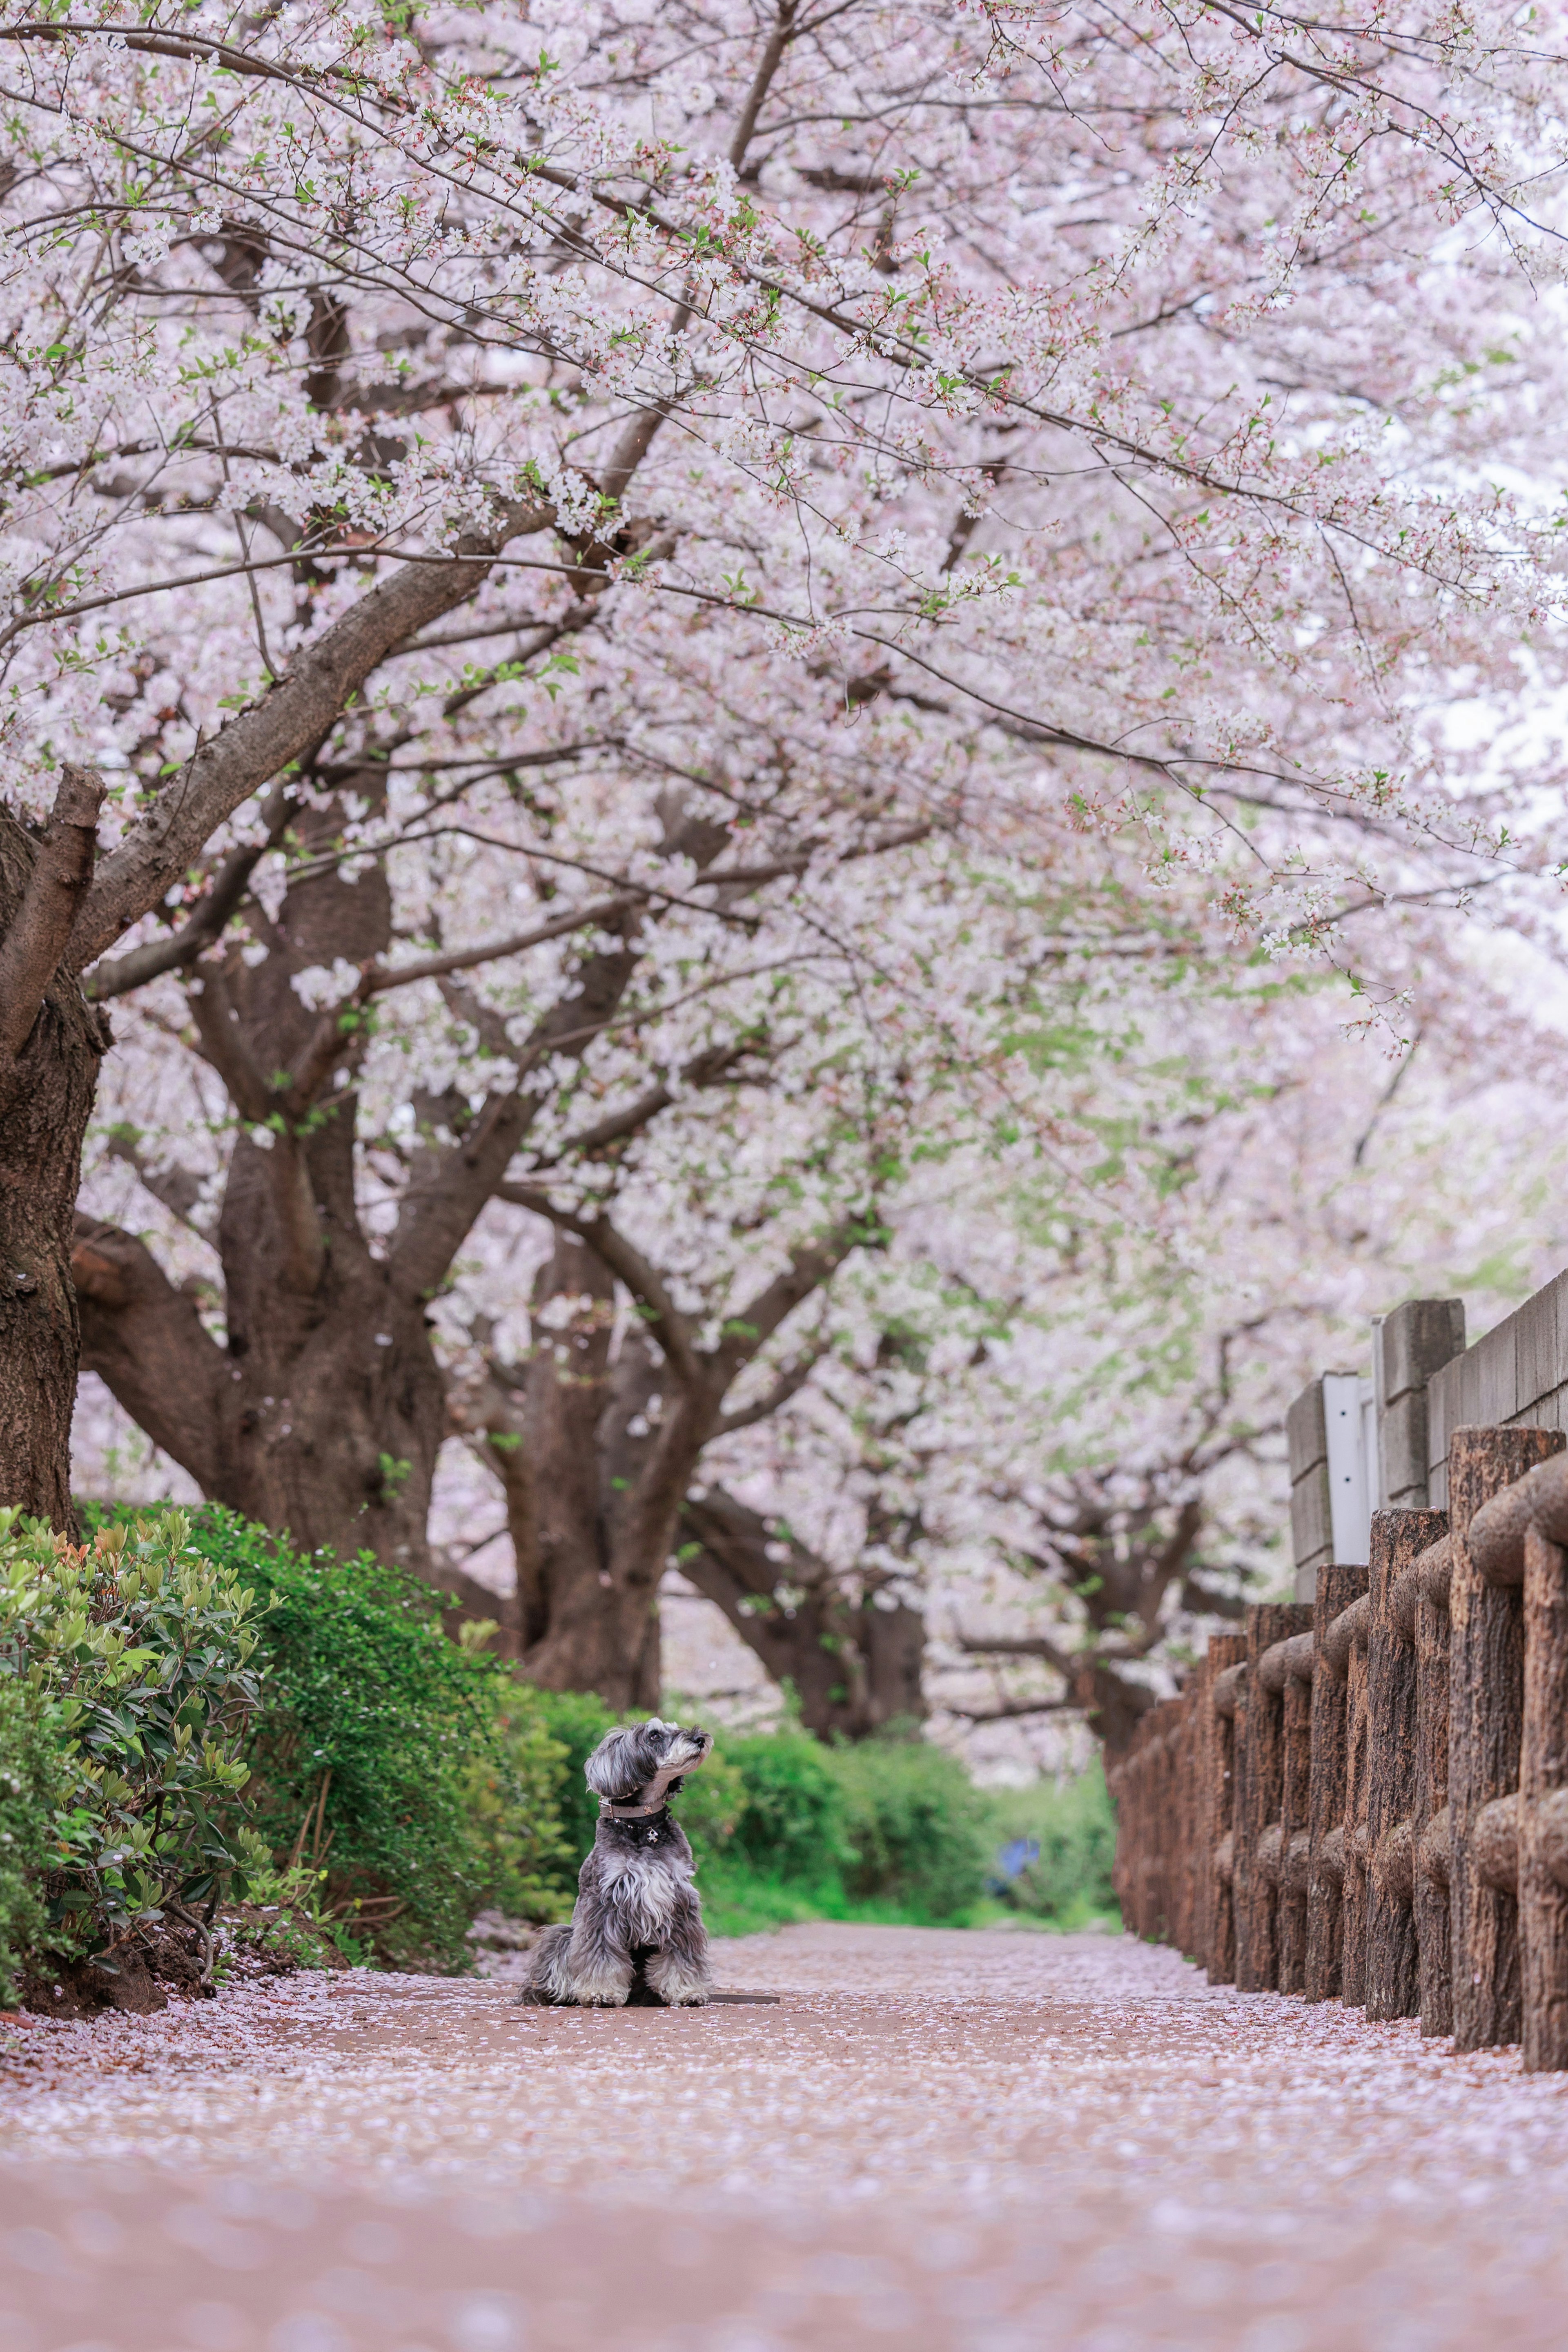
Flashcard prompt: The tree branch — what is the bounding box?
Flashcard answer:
[0,766,106,1061]
[83,778,296,1002]
[728,0,799,168]
[64,499,552,971]
[717,1339,829,1434]
[71,1214,226,1494]
[719,1225,860,1368]
[495,1185,700,1384]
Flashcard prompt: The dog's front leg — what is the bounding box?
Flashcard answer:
[645,1890,712,2006]
[561,1908,635,2007]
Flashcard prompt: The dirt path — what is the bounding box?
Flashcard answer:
[4,1923,1568,2348]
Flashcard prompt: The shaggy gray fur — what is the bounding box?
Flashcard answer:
[523,1718,714,2007]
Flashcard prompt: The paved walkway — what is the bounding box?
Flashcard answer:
[3,1924,1568,2348]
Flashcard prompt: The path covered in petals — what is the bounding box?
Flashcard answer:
[2,1924,1567,2348]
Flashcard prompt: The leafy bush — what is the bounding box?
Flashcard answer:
[461,1691,578,1924]
[0,1509,261,1981]
[188,1508,515,1968]
[520,1687,616,1864]
[826,1735,992,1921]
[721,1732,851,1884]
[982,1763,1118,1928]
[0,1675,67,2005]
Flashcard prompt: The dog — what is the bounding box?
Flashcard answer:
[523,1717,715,2007]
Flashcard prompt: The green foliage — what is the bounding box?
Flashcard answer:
[982,1762,1119,1928]
[0,1508,262,1969]
[712,1729,851,1887]
[519,1687,616,1861]
[826,1734,993,1921]
[0,1676,67,2005]
[187,1507,513,1969]
[461,1690,577,1924]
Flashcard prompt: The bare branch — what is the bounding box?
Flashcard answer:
[728,0,800,169]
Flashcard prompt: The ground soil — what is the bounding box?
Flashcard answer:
[3,1923,1568,2348]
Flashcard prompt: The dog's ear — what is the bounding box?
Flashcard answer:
[584,1728,639,1799]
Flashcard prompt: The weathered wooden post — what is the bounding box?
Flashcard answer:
[1149,1697,1185,1940]
[1236,1601,1313,1991]
[1305,1564,1369,2002]
[1333,1587,1373,2004]
[1365,1507,1446,2019]
[1174,1682,1200,1957]
[1463,1450,1568,2069]
[1523,1502,1568,2069]
[1187,1656,1216,1964]
[1409,1529,1454,2037]
[1206,1636,1247,1983]
[1279,1641,1314,1993]
[1449,1424,1564,2052]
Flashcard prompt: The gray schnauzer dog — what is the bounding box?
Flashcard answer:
[523,1717,714,2006]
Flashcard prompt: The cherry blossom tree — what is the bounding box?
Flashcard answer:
[2,0,1565,1717]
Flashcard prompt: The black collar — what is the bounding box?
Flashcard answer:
[603,1806,672,1846]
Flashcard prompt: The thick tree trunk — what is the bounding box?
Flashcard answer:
[74,795,445,1573]
[0,776,109,1525]
[448,1240,669,1709]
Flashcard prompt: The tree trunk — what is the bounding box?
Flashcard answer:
[0,776,109,1525]
[448,1239,670,1709]
[74,794,445,1574]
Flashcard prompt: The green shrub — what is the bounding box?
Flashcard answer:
[0,1676,67,2005]
[983,1763,1119,1928]
[521,1688,616,1864]
[187,1508,514,1969]
[0,1509,261,1975]
[825,1734,991,1921]
[720,1731,850,1882]
[461,1690,577,1924]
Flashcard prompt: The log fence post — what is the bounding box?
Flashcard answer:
[1305,1564,1368,2002]
[1365,1507,1446,2020]
[1448,1425,1564,2053]
[1523,1516,1568,2070]
[1205,1634,1247,1982]
[1339,1592,1373,2006]
[1236,1601,1313,1991]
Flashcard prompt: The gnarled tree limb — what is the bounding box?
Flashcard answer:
[0,765,105,1062]
[71,1213,227,1494]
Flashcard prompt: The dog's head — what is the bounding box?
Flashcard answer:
[585,1717,713,1811]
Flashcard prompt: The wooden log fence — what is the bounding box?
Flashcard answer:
[1109,1426,1568,2071]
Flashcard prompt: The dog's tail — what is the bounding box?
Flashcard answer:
[515,1919,574,2006]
